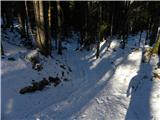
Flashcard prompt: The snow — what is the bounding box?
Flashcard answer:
[1,31,160,120]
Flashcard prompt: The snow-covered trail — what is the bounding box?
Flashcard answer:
[28,39,147,120]
[64,41,142,120]
[2,33,160,120]
[32,39,160,120]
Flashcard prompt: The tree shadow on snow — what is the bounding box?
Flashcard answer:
[32,44,136,120]
[2,40,138,120]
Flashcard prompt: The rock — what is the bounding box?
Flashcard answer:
[26,49,40,62]
[26,49,40,66]
[68,67,72,72]
[60,65,66,69]
[20,78,49,94]
[8,57,16,61]
[62,71,64,77]
[32,81,41,90]
[39,78,49,86]
[48,76,54,82]
[49,76,61,87]
[63,78,69,81]
[34,78,49,90]
[34,63,43,71]
[31,57,39,65]
[19,86,36,94]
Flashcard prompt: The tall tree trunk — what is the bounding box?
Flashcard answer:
[96,2,102,59]
[121,1,131,49]
[33,1,51,56]
[57,1,62,55]
[44,1,52,55]
[25,1,34,43]
[1,43,4,56]
[18,2,27,39]
[110,2,115,37]
[3,3,13,27]
[150,22,159,46]
[139,30,143,47]
[24,2,29,42]
[145,30,149,45]
[145,16,150,45]
[48,2,52,55]
[51,2,57,49]
[1,12,7,26]
[84,2,89,50]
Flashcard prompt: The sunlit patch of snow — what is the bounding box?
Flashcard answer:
[1,59,28,76]
[1,30,160,120]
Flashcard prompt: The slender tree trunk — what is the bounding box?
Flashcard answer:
[18,2,27,38]
[145,16,150,45]
[4,3,13,27]
[57,1,62,55]
[43,1,52,55]
[33,1,49,56]
[110,13,114,37]
[51,2,57,49]
[48,2,52,55]
[121,1,131,49]
[149,30,160,63]
[18,4,27,38]
[150,22,159,46]
[1,12,6,26]
[96,31,100,59]
[1,43,4,55]
[145,30,149,45]
[25,1,34,43]
[84,2,89,50]
[139,30,143,46]
[96,2,102,59]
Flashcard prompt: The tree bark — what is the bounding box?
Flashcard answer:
[44,1,52,55]
[96,2,102,59]
[1,43,4,55]
[57,1,62,55]
[139,30,143,47]
[33,1,51,56]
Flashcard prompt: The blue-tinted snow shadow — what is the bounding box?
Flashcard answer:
[125,62,153,120]
[30,44,137,120]
[2,38,138,120]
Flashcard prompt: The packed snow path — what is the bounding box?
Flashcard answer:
[2,34,160,120]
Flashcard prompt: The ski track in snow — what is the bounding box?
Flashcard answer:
[1,32,160,120]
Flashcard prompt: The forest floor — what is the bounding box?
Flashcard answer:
[1,29,160,120]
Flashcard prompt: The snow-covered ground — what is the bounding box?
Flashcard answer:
[1,31,160,120]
